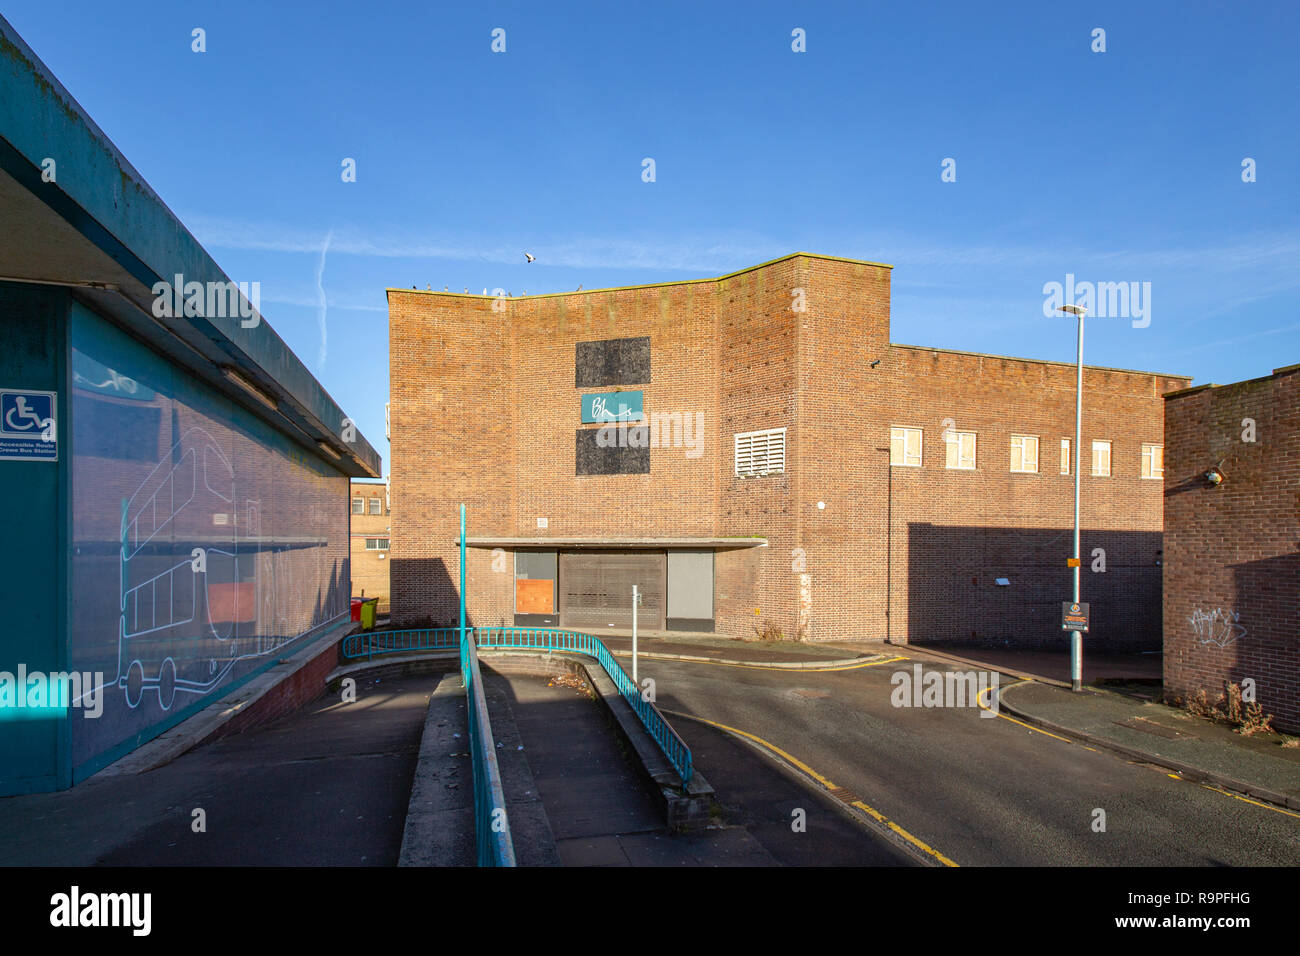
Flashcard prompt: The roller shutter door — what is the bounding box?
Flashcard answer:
[559,551,664,632]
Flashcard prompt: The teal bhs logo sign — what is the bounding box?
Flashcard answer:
[581,391,643,423]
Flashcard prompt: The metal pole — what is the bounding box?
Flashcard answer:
[1071,317,1084,692]
[632,584,639,687]
[457,502,467,650]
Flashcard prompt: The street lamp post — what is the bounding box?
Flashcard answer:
[1058,304,1086,692]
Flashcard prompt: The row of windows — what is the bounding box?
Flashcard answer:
[363,537,390,550]
[890,427,1163,478]
[352,496,387,515]
[732,426,1163,479]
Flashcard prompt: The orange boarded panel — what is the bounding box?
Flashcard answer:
[516,579,554,614]
[208,582,257,623]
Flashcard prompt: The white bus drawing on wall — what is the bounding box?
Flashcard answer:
[117,428,255,710]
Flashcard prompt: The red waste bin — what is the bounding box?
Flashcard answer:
[350,598,363,622]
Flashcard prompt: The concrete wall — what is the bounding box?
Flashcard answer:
[65,302,351,784]
[0,283,70,793]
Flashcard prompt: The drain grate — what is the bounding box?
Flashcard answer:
[826,785,862,804]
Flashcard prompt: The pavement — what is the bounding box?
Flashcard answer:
[0,672,433,865]
[997,680,1300,809]
[906,641,1163,685]
[600,632,874,667]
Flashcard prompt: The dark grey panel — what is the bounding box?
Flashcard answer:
[575,336,651,387]
[667,550,714,619]
[576,428,650,475]
[515,550,557,580]
[665,617,715,633]
[513,613,559,627]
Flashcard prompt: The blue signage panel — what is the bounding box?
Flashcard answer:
[0,388,57,461]
[581,390,643,423]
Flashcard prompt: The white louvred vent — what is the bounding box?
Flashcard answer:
[734,427,786,477]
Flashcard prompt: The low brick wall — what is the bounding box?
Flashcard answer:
[198,633,347,745]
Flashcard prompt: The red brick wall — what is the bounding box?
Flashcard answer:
[716,257,805,640]
[389,253,1186,648]
[875,347,1185,649]
[1163,367,1300,732]
[199,632,343,744]
[350,481,391,610]
[389,291,515,627]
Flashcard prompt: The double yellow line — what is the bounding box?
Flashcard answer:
[666,708,959,867]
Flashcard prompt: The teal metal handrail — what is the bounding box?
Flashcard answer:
[339,625,695,786]
[340,627,459,660]
[475,626,694,785]
[461,628,516,867]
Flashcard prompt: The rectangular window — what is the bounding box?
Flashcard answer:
[734,427,786,477]
[364,537,390,550]
[1010,435,1039,473]
[890,427,923,467]
[945,431,976,470]
[1060,438,1071,475]
[351,497,363,514]
[1092,440,1112,477]
[1142,443,1164,479]
[368,497,381,515]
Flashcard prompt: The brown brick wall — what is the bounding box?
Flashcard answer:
[1163,367,1300,731]
[350,481,391,610]
[389,253,1186,649]
[875,347,1185,649]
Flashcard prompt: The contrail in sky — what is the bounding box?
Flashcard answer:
[315,229,333,368]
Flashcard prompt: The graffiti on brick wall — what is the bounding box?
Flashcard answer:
[1189,607,1247,648]
[797,573,812,638]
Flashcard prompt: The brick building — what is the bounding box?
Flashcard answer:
[351,479,391,612]
[388,253,1188,648]
[1163,365,1299,731]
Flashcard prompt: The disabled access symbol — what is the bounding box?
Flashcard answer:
[0,389,57,460]
[3,393,52,433]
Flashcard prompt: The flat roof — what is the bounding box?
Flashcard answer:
[386,251,892,301]
[890,343,1192,383]
[0,16,380,478]
[457,537,769,550]
[1164,362,1299,400]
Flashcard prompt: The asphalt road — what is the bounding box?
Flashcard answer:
[645,654,1300,866]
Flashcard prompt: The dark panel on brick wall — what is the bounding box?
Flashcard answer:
[576,427,650,474]
[575,336,651,387]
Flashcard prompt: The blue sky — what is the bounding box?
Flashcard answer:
[8,1,1299,475]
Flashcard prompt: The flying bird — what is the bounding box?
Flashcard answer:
[524,253,536,263]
